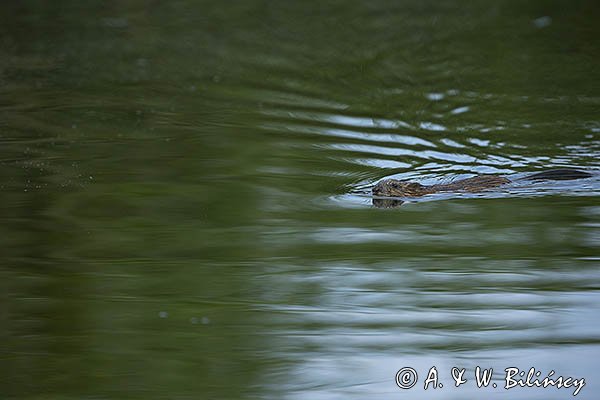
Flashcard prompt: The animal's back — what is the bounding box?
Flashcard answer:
[432,175,510,193]
[372,169,592,199]
[520,169,592,181]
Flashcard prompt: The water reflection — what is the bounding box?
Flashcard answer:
[2,0,600,399]
[372,198,405,208]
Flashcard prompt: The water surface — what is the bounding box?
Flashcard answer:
[2,1,600,399]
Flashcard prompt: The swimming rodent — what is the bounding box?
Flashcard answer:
[372,169,592,206]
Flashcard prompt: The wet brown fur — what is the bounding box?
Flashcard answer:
[372,169,594,199]
[373,175,510,198]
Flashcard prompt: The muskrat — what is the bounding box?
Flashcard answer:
[372,169,592,204]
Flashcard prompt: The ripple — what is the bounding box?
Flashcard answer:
[261,121,435,147]
[257,257,600,355]
[260,108,415,131]
[449,106,470,115]
[347,158,411,169]
[314,113,411,130]
[468,138,490,147]
[325,143,476,164]
[418,122,447,131]
[439,138,467,148]
[425,92,445,101]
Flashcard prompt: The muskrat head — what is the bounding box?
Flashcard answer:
[372,179,428,197]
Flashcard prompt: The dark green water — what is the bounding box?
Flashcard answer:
[2,1,599,399]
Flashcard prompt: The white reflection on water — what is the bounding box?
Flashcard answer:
[269,346,599,399]
[468,138,490,147]
[349,158,412,169]
[439,138,467,148]
[262,122,436,147]
[262,109,414,130]
[450,106,470,115]
[425,92,445,101]
[325,143,476,164]
[320,114,412,130]
[259,255,600,399]
[419,122,447,131]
